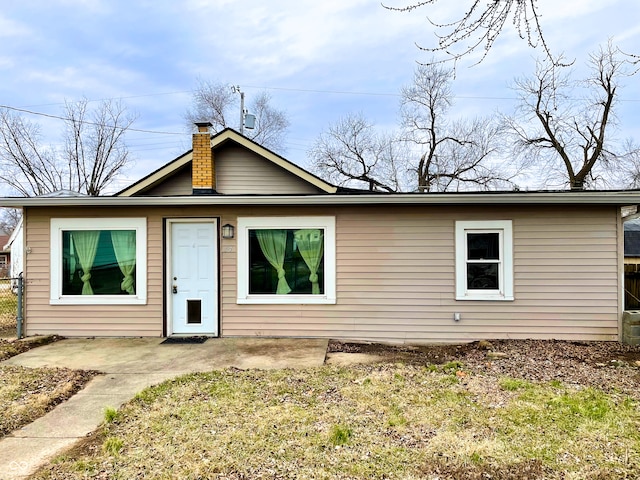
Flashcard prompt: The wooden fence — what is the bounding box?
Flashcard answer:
[625,263,640,310]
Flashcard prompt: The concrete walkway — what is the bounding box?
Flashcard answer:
[0,337,328,479]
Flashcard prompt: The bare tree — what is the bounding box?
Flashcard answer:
[310,65,512,192]
[185,80,235,132]
[401,64,514,191]
[411,117,513,192]
[0,208,21,235]
[244,91,290,152]
[309,113,409,192]
[64,98,135,196]
[185,79,290,153]
[0,99,136,197]
[506,42,639,190]
[0,110,67,196]
[384,0,557,66]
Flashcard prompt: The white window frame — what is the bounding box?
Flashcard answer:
[237,216,336,304]
[455,220,513,301]
[50,218,147,305]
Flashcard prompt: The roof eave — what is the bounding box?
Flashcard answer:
[2,191,640,208]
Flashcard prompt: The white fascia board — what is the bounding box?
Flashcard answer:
[1,191,640,208]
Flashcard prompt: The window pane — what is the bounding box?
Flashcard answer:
[62,230,136,295]
[467,233,499,260]
[467,263,499,290]
[248,228,324,295]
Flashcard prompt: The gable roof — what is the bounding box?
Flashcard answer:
[116,128,337,197]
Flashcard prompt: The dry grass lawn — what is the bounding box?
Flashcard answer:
[0,365,96,437]
[0,323,96,438]
[0,288,17,339]
[33,361,640,479]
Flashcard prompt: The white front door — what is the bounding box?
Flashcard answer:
[168,220,218,335]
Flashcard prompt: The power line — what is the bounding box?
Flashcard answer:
[244,84,401,97]
[11,84,640,114]
[0,104,185,135]
[19,90,194,109]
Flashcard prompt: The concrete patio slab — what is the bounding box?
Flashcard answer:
[0,337,328,479]
[3,337,327,373]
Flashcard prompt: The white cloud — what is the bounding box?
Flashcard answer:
[0,0,638,182]
[0,14,31,37]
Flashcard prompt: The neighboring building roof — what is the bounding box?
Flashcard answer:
[116,128,338,196]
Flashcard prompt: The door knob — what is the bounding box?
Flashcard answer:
[172,285,178,294]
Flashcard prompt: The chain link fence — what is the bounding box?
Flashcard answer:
[0,277,23,338]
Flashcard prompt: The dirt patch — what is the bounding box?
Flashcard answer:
[328,339,640,399]
[328,339,469,364]
[0,338,30,360]
[422,458,551,480]
[0,335,63,361]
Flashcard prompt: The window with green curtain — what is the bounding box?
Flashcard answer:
[248,228,325,295]
[62,229,136,295]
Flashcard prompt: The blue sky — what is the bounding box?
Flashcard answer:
[1,0,639,192]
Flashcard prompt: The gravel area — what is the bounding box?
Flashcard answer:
[328,339,640,399]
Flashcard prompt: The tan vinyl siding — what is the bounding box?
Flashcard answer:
[138,147,324,196]
[24,207,164,337]
[221,205,620,343]
[142,166,192,196]
[215,145,323,194]
[23,204,621,343]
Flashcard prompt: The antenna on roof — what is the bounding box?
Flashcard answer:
[231,85,255,135]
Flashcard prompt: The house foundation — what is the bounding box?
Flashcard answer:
[622,311,640,345]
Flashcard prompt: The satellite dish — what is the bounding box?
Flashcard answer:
[244,113,256,130]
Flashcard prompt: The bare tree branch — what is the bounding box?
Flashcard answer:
[400,64,515,191]
[0,99,136,197]
[185,80,290,153]
[64,98,136,196]
[185,79,234,132]
[0,208,21,234]
[382,0,565,67]
[507,41,636,190]
[310,64,514,192]
[309,113,407,192]
[246,91,290,152]
[0,109,67,195]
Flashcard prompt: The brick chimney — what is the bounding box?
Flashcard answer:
[192,122,216,195]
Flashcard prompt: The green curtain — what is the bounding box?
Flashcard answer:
[256,229,291,294]
[110,230,136,295]
[294,229,324,294]
[71,231,100,295]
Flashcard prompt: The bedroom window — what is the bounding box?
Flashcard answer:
[455,220,513,301]
[237,216,336,304]
[50,218,147,305]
